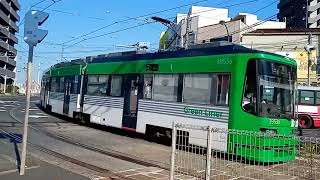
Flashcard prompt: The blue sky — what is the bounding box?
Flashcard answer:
[16,0,278,83]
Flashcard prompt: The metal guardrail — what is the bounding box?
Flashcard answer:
[170,123,320,180]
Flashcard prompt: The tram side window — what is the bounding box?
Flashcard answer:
[87,75,109,96]
[217,74,230,105]
[50,77,60,92]
[71,75,80,94]
[183,74,215,105]
[59,77,65,93]
[152,74,179,102]
[110,75,122,97]
[143,74,153,99]
[300,90,315,105]
[183,74,230,106]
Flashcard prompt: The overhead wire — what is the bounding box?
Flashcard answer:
[61,0,213,45]
[18,0,63,27]
[18,0,48,27]
[64,0,258,49]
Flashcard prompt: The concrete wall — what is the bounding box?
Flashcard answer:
[196,20,242,43]
[196,19,286,44]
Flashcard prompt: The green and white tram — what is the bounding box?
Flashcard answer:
[40,44,297,162]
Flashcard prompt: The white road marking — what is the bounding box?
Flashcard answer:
[0,154,18,165]
[29,115,48,118]
[3,105,14,107]
[0,110,6,112]
[21,108,39,111]
[0,101,17,104]
[0,165,40,175]
[36,112,47,115]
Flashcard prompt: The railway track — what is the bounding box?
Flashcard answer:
[0,127,129,179]
[300,128,320,138]
[7,104,169,174]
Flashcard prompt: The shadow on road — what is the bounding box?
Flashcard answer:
[0,132,22,171]
[34,103,171,146]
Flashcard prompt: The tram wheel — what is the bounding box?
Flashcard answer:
[299,115,313,129]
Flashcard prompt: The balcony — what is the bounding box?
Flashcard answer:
[9,33,17,44]
[0,40,9,51]
[8,45,16,55]
[308,13,320,24]
[308,3,320,12]
[0,27,18,44]
[9,20,18,32]
[0,10,10,25]
[9,7,19,21]
[0,0,10,13]
[0,39,17,56]
[10,0,20,11]
[0,56,16,67]
[0,67,15,78]
[0,27,9,37]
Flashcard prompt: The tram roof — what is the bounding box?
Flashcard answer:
[89,44,282,64]
[53,42,292,69]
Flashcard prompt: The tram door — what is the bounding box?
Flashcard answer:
[122,75,140,130]
[63,77,72,115]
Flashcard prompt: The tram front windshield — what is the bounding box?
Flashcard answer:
[242,59,296,119]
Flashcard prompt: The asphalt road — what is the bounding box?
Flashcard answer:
[0,96,171,180]
[0,96,91,180]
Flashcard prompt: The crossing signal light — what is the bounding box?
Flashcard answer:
[24,10,49,46]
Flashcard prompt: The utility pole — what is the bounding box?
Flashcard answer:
[306,0,309,28]
[306,33,314,86]
[184,10,191,49]
[37,62,41,93]
[3,75,7,93]
[60,43,64,62]
[21,10,49,175]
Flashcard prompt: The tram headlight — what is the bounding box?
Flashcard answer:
[260,128,277,135]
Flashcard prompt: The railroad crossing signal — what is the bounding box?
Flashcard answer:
[24,10,49,46]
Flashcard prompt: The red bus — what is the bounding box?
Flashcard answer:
[298,86,320,128]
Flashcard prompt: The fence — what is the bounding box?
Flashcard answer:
[170,123,320,180]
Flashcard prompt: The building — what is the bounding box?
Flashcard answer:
[196,13,285,44]
[159,6,285,50]
[278,0,320,28]
[159,6,230,49]
[241,28,320,84]
[0,0,20,92]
